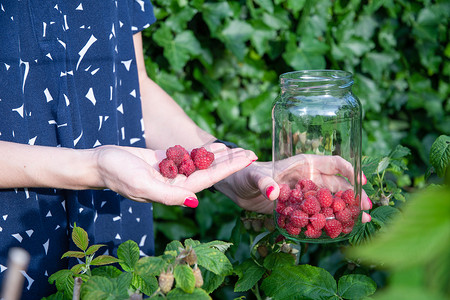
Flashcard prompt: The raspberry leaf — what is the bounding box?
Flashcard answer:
[261,264,337,299]
[166,287,211,299]
[193,245,233,275]
[117,240,140,272]
[174,264,196,293]
[262,252,296,271]
[135,256,166,277]
[72,224,89,252]
[337,274,377,299]
[234,259,265,292]
[90,255,120,266]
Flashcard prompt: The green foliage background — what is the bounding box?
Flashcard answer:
[141,0,449,297]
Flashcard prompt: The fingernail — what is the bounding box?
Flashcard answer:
[368,197,373,209]
[361,212,372,223]
[266,186,275,198]
[245,159,257,168]
[183,197,198,208]
[362,173,367,185]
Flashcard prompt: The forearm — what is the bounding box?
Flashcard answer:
[0,141,101,190]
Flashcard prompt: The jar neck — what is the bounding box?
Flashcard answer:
[279,70,353,95]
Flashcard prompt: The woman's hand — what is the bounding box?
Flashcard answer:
[214,154,372,222]
[94,143,257,207]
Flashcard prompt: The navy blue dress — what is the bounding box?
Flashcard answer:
[0,1,156,298]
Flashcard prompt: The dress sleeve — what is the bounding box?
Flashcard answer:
[130,0,157,33]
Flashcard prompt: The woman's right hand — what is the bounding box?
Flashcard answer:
[94,143,257,207]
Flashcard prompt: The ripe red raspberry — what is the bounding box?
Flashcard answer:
[166,145,190,166]
[277,215,287,229]
[159,158,178,179]
[304,224,322,238]
[303,190,317,199]
[192,147,215,170]
[281,205,295,216]
[335,208,352,223]
[342,219,355,234]
[341,219,355,229]
[298,179,318,192]
[334,190,343,198]
[289,210,309,228]
[286,223,301,236]
[316,188,333,208]
[342,189,355,205]
[321,207,335,219]
[348,205,360,218]
[178,158,196,177]
[332,198,346,212]
[325,219,343,239]
[276,202,286,214]
[310,213,326,230]
[301,196,321,215]
[289,188,303,203]
[278,184,291,202]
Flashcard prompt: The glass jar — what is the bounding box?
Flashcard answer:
[272,70,362,243]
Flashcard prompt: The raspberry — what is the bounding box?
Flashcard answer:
[321,207,335,219]
[159,158,178,179]
[303,190,317,199]
[325,219,343,239]
[286,223,301,236]
[342,189,355,205]
[304,224,322,238]
[193,265,203,288]
[276,202,286,214]
[289,189,303,203]
[166,145,190,166]
[316,188,333,208]
[158,271,174,294]
[298,179,318,192]
[301,196,321,215]
[334,190,343,198]
[335,208,352,223]
[278,184,291,202]
[289,210,309,228]
[310,213,326,230]
[348,205,360,218]
[192,147,215,170]
[178,158,196,177]
[281,205,295,216]
[342,225,354,234]
[277,215,287,229]
[332,198,346,212]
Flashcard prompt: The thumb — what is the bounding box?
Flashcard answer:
[257,176,279,201]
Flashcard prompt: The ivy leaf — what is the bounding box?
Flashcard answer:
[117,240,140,272]
[202,2,233,35]
[135,256,166,277]
[90,255,120,266]
[233,259,265,292]
[220,20,253,61]
[166,287,211,300]
[338,274,377,299]
[174,264,195,294]
[261,265,337,299]
[85,244,106,256]
[193,244,233,275]
[72,224,89,251]
[61,251,85,259]
[430,135,450,177]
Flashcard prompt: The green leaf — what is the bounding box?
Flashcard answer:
[165,240,184,253]
[72,224,89,251]
[49,269,74,296]
[337,274,377,299]
[90,255,120,266]
[132,273,158,296]
[370,206,400,228]
[200,241,233,253]
[174,264,195,293]
[220,19,253,60]
[166,287,211,300]
[389,145,411,159]
[135,256,166,277]
[80,276,129,300]
[71,264,85,274]
[117,240,140,272]
[233,259,266,292]
[202,2,233,34]
[263,252,296,270]
[261,265,337,299]
[61,251,85,259]
[91,266,122,278]
[430,135,450,177]
[377,157,390,173]
[41,291,67,300]
[85,244,106,256]
[201,269,225,294]
[193,244,233,275]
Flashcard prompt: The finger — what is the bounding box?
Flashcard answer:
[307,155,355,185]
[361,212,372,223]
[144,179,199,208]
[245,167,279,201]
[360,190,372,210]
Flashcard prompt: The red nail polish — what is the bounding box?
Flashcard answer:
[266,186,274,198]
[368,198,373,209]
[362,173,367,185]
[184,197,198,208]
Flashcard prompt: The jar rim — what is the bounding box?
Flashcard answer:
[279,70,353,91]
